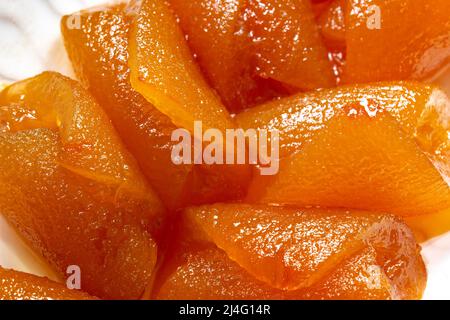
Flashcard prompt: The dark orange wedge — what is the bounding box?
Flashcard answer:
[168,0,335,112]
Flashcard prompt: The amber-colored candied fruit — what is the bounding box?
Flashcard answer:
[169,0,287,112]
[237,82,450,220]
[61,4,251,210]
[406,208,450,242]
[0,267,95,300]
[154,204,426,300]
[343,0,450,83]
[167,0,257,112]
[168,0,334,112]
[246,0,335,90]
[0,72,165,299]
[2,0,447,302]
[128,0,234,133]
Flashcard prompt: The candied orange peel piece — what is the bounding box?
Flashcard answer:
[1,0,447,301]
[238,83,450,220]
[0,267,96,300]
[0,72,165,299]
[168,0,334,111]
[128,0,234,133]
[343,0,450,83]
[155,204,426,300]
[61,4,251,209]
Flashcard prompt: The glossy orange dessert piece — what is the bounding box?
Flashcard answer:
[0,267,95,300]
[157,246,398,300]
[0,72,165,299]
[129,0,234,133]
[168,0,283,112]
[155,204,426,300]
[61,4,251,209]
[61,4,191,209]
[237,83,450,218]
[247,0,334,90]
[343,0,450,83]
[168,0,334,112]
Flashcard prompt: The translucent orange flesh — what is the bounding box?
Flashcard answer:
[168,0,335,112]
[237,83,450,219]
[248,0,335,88]
[128,0,234,133]
[61,4,252,210]
[1,0,446,301]
[0,267,95,300]
[0,72,165,300]
[156,246,397,300]
[167,0,258,113]
[343,0,450,83]
[155,204,426,300]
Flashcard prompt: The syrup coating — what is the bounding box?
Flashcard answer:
[318,0,346,50]
[0,72,165,299]
[157,247,395,300]
[344,0,450,83]
[0,267,95,300]
[238,83,450,218]
[128,0,234,133]
[169,0,334,112]
[156,204,426,300]
[61,4,251,209]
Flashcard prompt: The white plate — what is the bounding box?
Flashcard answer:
[0,0,449,300]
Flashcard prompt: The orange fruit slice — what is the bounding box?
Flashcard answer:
[128,0,234,133]
[238,83,450,218]
[167,0,259,112]
[318,0,346,51]
[168,0,334,112]
[155,204,426,300]
[156,246,410,300]
[0,267,95,300]
[0,72,165,299]
[61,4,251,209]
[343,0,450,83]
